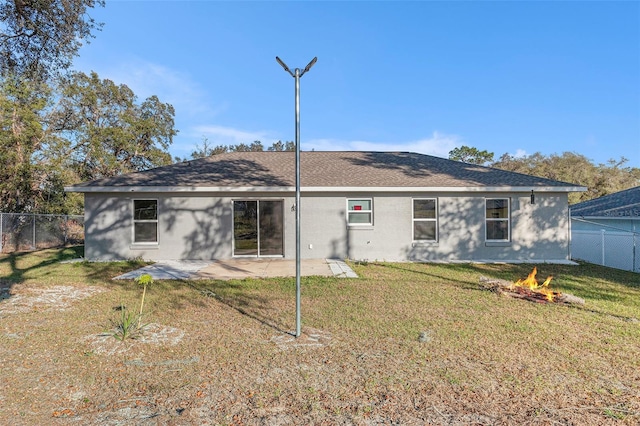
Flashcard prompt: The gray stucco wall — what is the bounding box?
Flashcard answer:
[301,191,570,262]
[84,191,571,262]
[84,192,290,261]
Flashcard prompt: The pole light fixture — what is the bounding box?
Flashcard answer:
[276,56,317,338]
[275,57,291,74]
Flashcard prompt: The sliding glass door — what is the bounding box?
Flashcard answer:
[258,201,284,256]
[233,201,258,255]
[233,200,283,257]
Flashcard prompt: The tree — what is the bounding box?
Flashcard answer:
[592,157,640,200]
[0,71,177,214]
[0,0,104,80]
[448,145,494,165]
[0,0,104,81]
[190,137,228,159]
[184,140,295,161]
[49,71,176,181]
[491,151,640,204]
[0,76,48,212]
[230,141,264,152]
[267,140,295,152]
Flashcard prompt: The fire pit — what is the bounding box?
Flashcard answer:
[508,267,558,302]
[480,268,585,305]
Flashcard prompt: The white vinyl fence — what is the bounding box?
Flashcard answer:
[0,213,84,253]
[571,227,638,273]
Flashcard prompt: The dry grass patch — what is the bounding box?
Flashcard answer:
[0,249,639,425]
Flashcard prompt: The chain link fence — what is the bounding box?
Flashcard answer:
[0,213,84,253]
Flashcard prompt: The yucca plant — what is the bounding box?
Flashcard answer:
[111,274,154,341]
[111,307,144,341]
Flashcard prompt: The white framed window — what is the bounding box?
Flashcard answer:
[133,199,158,243]
[413,198,437,241]
[485,198,510,241]
[347,198,373,226]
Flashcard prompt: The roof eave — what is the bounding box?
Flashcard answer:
[64,185,588,193]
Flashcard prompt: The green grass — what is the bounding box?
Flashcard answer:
[201,260,640,336]
[0,246,148,285]
[0,248,639,424]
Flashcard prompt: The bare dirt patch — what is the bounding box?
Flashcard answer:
[83,323,185,356]
[270,327,332,350]
[0,284,106,314]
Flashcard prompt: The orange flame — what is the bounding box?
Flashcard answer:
[510,267,556,302]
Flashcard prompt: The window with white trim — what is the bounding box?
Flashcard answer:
[133,199,158,243]
[485,198,510,241]
[413,198,437,241]
[347,198,373,226]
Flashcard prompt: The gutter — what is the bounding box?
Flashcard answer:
[64,185,588,194]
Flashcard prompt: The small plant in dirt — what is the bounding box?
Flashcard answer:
[111,306,146,341]
[111,274,154,341]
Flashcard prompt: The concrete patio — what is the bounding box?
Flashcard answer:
[113,258,357,280]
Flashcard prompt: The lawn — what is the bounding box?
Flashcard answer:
[0,248,638,425]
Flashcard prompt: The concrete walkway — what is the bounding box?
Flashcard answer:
[114,258,357,280]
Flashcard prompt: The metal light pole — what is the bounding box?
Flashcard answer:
[276,56,317,338]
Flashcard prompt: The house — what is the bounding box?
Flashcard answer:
[570,186,640,272]
[65,151,586,263]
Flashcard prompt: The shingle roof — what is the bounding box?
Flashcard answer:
[66,151,584,191]
[571,186,640,218]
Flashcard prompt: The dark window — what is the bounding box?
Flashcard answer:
[413,198,437,241]
[133,200,158,243]
[486,198,509,241]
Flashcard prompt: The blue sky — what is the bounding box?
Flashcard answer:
[75,1,640,167]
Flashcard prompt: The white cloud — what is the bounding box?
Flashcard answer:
[77,58,224,120]
[74,58,234,158]
[190,125,275,147]
[304,131,462,158]
[512,149,528,158]
[171,128,464,159]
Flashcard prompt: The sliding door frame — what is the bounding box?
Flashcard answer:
[232,199,285,258]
